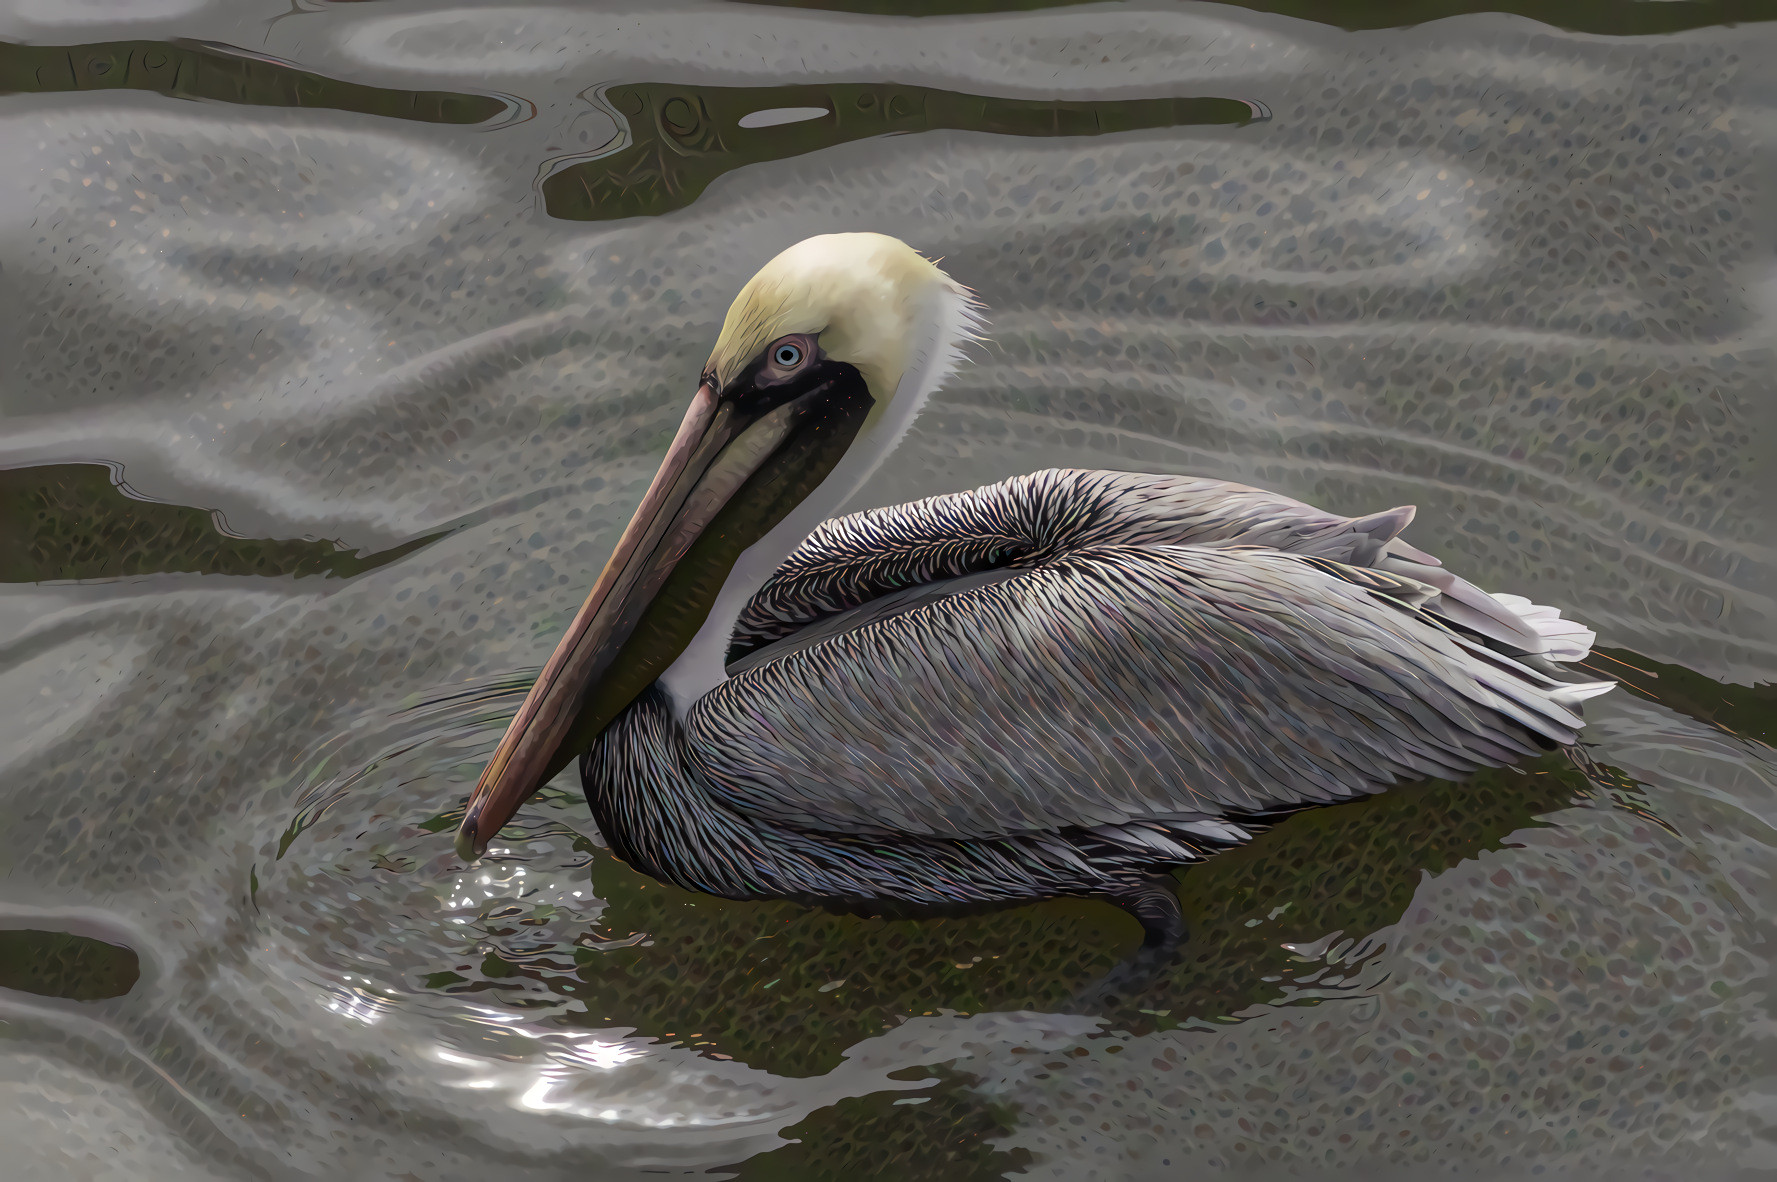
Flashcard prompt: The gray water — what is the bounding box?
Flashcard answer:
[0,1,1772,1179]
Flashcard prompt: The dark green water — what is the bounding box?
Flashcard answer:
[0,1,1770,1179]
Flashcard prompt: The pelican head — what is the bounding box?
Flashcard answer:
[455,233,979,860]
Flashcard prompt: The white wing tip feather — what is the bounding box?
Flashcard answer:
[1490,592,1598,662]
[1551,680,1616,704]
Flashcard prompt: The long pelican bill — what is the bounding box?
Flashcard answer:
[454,381,720,861]
[454,357,874,862]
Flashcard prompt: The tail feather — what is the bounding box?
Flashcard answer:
[1489,592,1597,662]
[1551,679,1615,704]
[1379,551,1545,652]
[1378,542,1598,664]
[1372,537,1610,712]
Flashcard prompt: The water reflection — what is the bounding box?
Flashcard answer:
[1590,648,1776,746]
[0,462,440,581]
[749,0,1765,35]
[0,37,516,124]
[545,84,1266,221]
[0,927,139,1001]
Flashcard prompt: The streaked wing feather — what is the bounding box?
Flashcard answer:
[691,544,1588,843]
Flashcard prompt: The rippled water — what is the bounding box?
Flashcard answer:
[0,1,1772,1178]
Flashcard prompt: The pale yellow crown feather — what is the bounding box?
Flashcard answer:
[707,233,981,409]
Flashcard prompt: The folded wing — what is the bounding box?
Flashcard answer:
[693,533,1609,843]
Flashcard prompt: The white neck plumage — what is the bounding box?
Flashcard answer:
[657,284,981,712]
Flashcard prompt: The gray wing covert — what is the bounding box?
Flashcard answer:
[689,544,1590,843]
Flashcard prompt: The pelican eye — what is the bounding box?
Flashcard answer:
[756,334,817,386]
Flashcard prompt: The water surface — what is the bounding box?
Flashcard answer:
[0,1,1771,1179]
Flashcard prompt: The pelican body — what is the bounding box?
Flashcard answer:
[455,234,1610,952]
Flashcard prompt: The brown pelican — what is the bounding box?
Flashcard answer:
[453,232,1610,966]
